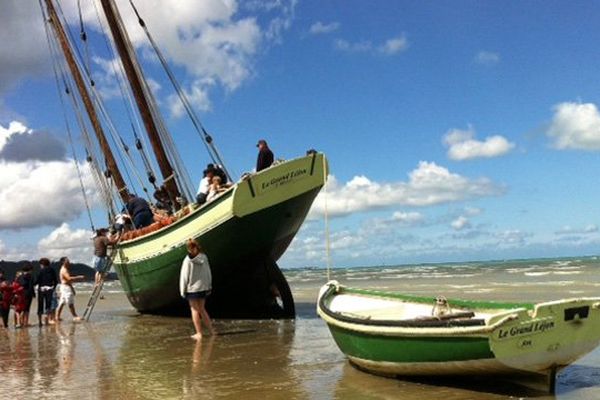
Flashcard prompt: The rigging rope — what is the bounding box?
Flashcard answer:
[91,0,160,190]
[101,0,195,201]
[39,0,96,231]
[127,0,236,183]
[52,0,130,211]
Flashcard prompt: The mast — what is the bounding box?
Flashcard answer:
[45,0,129,203]
[99,0,181,206]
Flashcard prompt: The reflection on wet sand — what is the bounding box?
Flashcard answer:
[113,316,302,399]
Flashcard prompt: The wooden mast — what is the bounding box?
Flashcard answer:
[99,0,181,205]
[45,0,129,203]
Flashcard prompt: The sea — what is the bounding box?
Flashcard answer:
[2,256,600,399]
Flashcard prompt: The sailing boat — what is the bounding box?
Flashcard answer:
[42,0,327,318]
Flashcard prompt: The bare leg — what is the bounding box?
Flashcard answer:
[68,305,81,321]
[56,303,64,322]
[198,299,214,335]
[189,299,203,340]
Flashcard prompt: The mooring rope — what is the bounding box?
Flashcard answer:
[323,156,332,281]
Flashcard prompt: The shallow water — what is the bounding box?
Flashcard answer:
[2,258,600,399]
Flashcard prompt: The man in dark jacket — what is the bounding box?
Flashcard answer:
[256,139,274,172]
[36,258,58,326]
[126,193,153,229]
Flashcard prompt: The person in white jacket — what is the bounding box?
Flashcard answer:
[179,239,214,340]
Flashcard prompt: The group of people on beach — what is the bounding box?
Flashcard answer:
[0,257,84,330]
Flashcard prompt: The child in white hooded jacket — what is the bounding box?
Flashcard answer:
[179,239,214,340]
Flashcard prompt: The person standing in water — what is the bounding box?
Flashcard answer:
[179,239,215,340]
[0,269,12,329]
[56,257,85,322]
[36,258,58,326]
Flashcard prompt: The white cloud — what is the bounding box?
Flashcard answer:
[546,102,600,150]
[310,161,503,218]
[335,34,409,56]
[37,223,93,263]
[2,0,296,115]
[167,78,215,117]
[309,21,340,35]
[334,39,372,53]
[555,224,598,235]
[391,211,424,225]
[451,216,470,231]
[464,206,482,216]
[443,126,515,160]
[0,121,97,230]
[495,229,531,247]
[0,120,28,150]
[378,34,409,55]
[474,51,500,65]
[0,1,50,94]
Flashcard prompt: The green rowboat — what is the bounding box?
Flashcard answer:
[317,281,600,381]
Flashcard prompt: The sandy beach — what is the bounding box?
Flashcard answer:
[2,259,600,399]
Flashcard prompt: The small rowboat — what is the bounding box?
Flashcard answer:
[317,281,600,390]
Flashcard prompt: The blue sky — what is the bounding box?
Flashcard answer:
[2,0,600,267]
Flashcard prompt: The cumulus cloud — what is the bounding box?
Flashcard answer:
[451,216,470,231]
[334,39,372,53]
[546,102,600,150]
[168,78,215,116]
[309,21,340,35]
[335,34,409,56]
[37,223,93,263]
[0,1,50,94]
[378,35,409,55]
[495,229,531,247]
[555,224,598,235]
[0,129,66,162]
[443,126,515,160]
[2,0,296,114]
[391,211,424,225]
[310,161,503,218]
[474,51,500,65]
[0,121,96,230]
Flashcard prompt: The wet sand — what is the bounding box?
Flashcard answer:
[2,262,600,399]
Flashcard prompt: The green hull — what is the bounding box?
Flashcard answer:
[113,153,327,318]
[317,281,600,376]
[328,324,493,364]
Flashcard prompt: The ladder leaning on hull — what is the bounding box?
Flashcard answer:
[82,245,119,321]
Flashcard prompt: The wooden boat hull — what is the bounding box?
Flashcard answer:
[113,153,327,318]
[317,281,600,376]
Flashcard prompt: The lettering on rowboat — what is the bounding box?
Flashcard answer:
[496,319,555,340]
[258,168,308,194]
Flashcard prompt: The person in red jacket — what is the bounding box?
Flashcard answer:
[12,273,26,328]
[0,269,12,328]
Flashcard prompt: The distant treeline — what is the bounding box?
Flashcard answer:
[0,260,118,282]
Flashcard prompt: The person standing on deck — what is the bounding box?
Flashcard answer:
[93,228,119,286]
[179,239,215,340]
[56,257,84,322]
[195,167,215,205]
[36,258,58,326]
[256,139,274,172]
[125,193,153,229]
